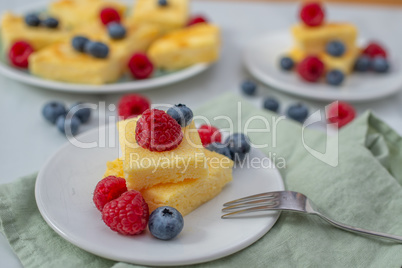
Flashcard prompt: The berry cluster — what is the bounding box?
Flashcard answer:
[42,101,92,136]
[198,124,251,162]
[261,94,355,128]
[93,176,184,239]
[72,36,109,59]
[94,176,149,235]
[25,14,59,28]
[100,8,127,40]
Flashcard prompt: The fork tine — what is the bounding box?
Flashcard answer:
[222,199,278,212]
[223,192,277,207]
[221,205,277,219]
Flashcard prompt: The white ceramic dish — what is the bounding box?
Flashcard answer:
[0,0,211,94]
[35,125,285,266]
[243,31,402,102]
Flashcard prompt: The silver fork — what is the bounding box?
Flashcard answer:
[222,191,402,243]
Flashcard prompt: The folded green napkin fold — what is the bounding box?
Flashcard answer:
[1,93,402,268]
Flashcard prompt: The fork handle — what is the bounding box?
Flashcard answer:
[316,213,402,243]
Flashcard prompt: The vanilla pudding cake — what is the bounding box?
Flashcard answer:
[291,23,358,55]
[131,0,188,34]
[148,23,220,70]
[118,117,208,191]
[105,149,233,216]
[1,12,70,51]
[49,0,127,29]
[289,46,360,74]
[29,22,159,84]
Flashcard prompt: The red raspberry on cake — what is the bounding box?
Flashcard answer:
[327,101,356,128]
[118,94,150,120]
[297,56,325,82]
[128,53,154,80]
[9,41,34,68]
[102,190,149,235]
[93,176,127,211]
[300,2,325,27]
[198,125,222,147]
[362,42,387,59]
[188,15,208,26]
[100,7,121,25]
[136,109,183,152]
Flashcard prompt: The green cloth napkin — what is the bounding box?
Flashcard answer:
[1,93,402,268]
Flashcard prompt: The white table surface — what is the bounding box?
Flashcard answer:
[1,1,402,267]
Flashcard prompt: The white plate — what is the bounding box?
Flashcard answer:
[35,125,285,266]
[0,0,210,94]
[0,62,210,94]
[243,32,402,102]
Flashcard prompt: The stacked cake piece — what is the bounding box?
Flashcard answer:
[104,114,233,216]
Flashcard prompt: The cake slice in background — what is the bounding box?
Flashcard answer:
[131,0,189,34]
[49,0,127,29]
[148,23,220,70]
[1,12,70,52]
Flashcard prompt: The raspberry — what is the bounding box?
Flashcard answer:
[9,41,34,68]
[102,190,149,235]
[93,176,127,211]
[100,7,121,25]
[187,15,207,26]
[362,42,387,59]
[136,109,183,152]
[297,56,324,82]
[300,2,325,27]
[198,125,222,147]
[118,94,150,120]
[128,53,154,79]
[327,101,356,128]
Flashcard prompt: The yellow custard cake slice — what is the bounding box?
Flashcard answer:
[289,46,360,75]
[291,23,358,55]
[104,149,234,216]
[148,23,220,70]
[29,42,124,84]
[131,0,188,34]
[49,0,126,29]
[118,117,208,191]
[29,23,159,84]
[1,12,70,52]
[74,20,160,64]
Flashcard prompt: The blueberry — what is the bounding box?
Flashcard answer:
[107,22,126,40]
[42,17,59,28]
[85,41,109,58]
[326,41,346,57]
[56,115,81,135]
[371,56,389,73]
[241,80,257,96]
[158,0,168,6]
[72,36,89,52]
[69,102,91,123]
[225,133,251,162]
[280,56,294,71]
[25,14,41,27]
[354,56,370,72]
[206,142,232,159]
[263,97,280,112]
[326,70,345,86]
[287,103,309,123]
[42,101,66,124]
[167,104,193,127]
[148,206,184,240]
